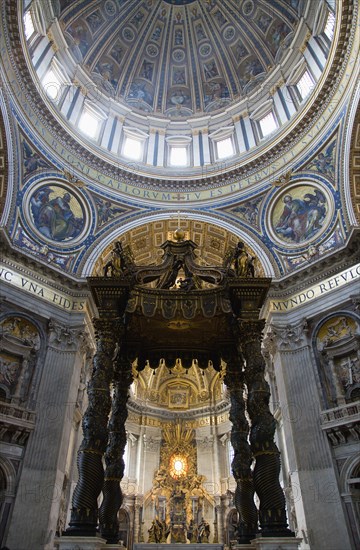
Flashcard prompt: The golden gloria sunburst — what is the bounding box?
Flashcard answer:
[169,454,188,479]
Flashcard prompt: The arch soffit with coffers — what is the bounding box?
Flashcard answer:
[84,214,277,278]
[347,95,360,225]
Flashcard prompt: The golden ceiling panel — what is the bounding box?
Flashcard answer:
[93,220,260,275]
[349,102,360,223]
[132,361,225,411]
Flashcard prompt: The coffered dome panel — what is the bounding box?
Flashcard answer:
[57,0,300,117]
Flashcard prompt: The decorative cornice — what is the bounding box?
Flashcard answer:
[320,401,360,446]
[0,400,36,445]
[0,229,88,289]
[127,398,230,422]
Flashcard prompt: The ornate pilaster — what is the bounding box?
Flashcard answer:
[67,317,121,537]
[224,354,258,544]
[213,501,221,544]
[238,321,293,538]
[99,355,133,543]
[134,499,144,543]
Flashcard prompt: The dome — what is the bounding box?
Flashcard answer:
[55,0,301,118]
[21,0,339,180]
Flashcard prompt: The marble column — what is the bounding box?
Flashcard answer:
[6,320,85,550]
[238,321,292,538]
[99,355,133,543]
[224,354,258,543]
[66,317,121,537]
[263,320,353,550]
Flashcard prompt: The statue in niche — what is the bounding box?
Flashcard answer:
[0,317,40,400]
[316,315,360,404]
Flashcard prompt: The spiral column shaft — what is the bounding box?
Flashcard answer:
[224,355,258,543]
[67,317,120,536]
[239,321,293,538]
[99,355,133,543]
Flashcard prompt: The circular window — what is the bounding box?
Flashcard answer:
[169,454,188,478]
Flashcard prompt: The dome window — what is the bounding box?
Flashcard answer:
[166,136,192,167]
[170,147,187,166]
[42,70,60,101]
[123,137,143,161]
[41,59,70,104]
[209,127,235,162]
[78,111,100,139]
[216,137,234,160]
[296,70,315,101]
[122,127,148,162]
[324,11,335,40]
[23,10,35,40]
[78,101,107,140]
[259,111,278,138]
[23,0,46,43]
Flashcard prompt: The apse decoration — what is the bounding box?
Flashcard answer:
[270,184,332,245]
[145,419,214,543]
[28,184,86,243]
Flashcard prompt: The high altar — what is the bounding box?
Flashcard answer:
[144,421,213,544]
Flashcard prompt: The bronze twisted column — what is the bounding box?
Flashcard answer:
[99,354,133,543]
[239,320,293,537]
[224,353,258,544]
[66,317,121,536]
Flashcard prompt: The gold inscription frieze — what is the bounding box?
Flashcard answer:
[0,263,87,311]
[266,264,360,314]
